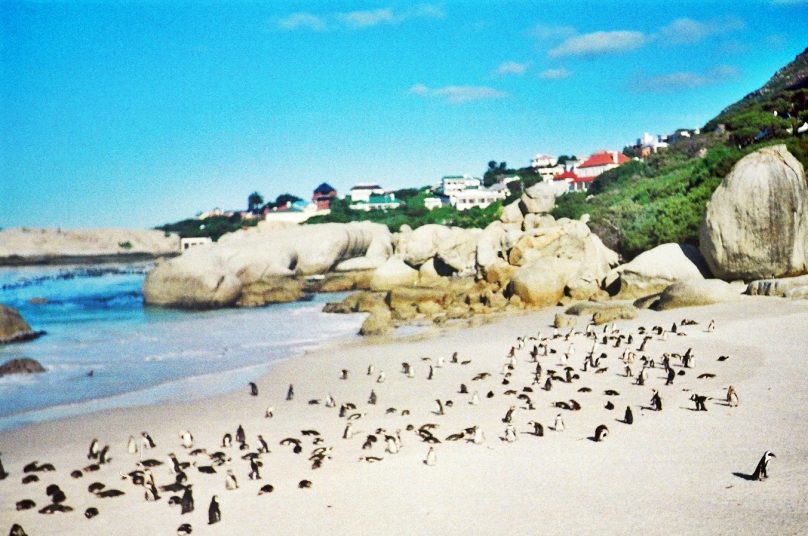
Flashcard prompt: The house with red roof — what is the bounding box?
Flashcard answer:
[577,150,630,178]
[552,170,596,194]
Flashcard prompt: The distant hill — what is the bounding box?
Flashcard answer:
[554,48,808,260]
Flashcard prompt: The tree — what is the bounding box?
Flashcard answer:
[248,191,264,213]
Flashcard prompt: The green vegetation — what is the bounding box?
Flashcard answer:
[157,214,259,241]
[305,187,503,232]
[117,241,133,249]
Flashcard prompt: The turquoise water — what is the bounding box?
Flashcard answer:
[0,264,364,432]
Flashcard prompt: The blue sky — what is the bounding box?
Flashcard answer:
[1,1,806,228]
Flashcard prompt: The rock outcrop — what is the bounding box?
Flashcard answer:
[369,257,419,291]
[0,228,180,265]
[638,279,743,310]
[699,145,808,280]
[746,274,808,297]
[0,358,46,376]
[0,305,45,344]
[143,222,391,308]
[605,243,710,298]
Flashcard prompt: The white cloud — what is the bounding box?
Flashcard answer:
[549,31,649,58]
[658,17,745,45]
[409,84,508,104]
[494,61,530,76]
[277,12,327,32]
[633,65,740,92]
[539,68,572,80]
[278,5,444,31]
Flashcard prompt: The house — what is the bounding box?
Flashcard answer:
[348,193,402,212]
[536,164,566,182]
[424,197,444,210]
[263,200,324,223]
[636,132,669,158]
[531,153,556,168]
[348,183,386,203]
[441,175,481,197]
[451,188,507,211]
[551,170,595,194]
[180,236,212,251]
[577,151,630,178]
[312,183,337,210]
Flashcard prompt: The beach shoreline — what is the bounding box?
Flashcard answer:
[2,297,808,535]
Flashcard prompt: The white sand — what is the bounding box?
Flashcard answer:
[2,297,808,535]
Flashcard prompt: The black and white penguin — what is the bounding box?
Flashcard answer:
[177,523,192,536]
[208,495,221,525]
[751,450,776,480]
[368,390,377,405]
[221,433,232,448]
[286,384,294,401]
[84,507,99,519]
[257,435,270,454]
[528,421,544,436]
[180,486,194,514]
[249,382,259,396]
[690,394,709,411]
[624,406,633,425]
[0,452,8,480]
[87,439,100,460]
[142,432,156,449]
[665,366,675,385]
[248,458,261,480]
[594,424,609,442]
[650,390,662,411]
[8,524,27,536]
[225,469,239,490]
[180,430,194,450]
[127,436,137,455]
[424,447,436,466]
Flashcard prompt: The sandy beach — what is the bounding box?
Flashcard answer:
[2,296,808,535]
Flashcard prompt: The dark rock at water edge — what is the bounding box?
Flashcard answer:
[0,304,46,344]
[0,358,46,376]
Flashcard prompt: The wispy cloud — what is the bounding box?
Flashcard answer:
[528,24,576,41]
[633,65,741,92]
[277,12,327,32]
[549,31,649,58]
[277,5,444,31]
[494,61,530,76]
[658,17,745,45]
[409,84,508,104]
[539,68,572,80]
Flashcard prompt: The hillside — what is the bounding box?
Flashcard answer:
[554,47,808,260]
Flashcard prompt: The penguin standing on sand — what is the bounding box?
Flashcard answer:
[593,424,609,442]
[248,458,261,480]
[665,366,675,385]
[751,450,776,480]
[424,447,436,466]
[249,382,259,396]
[208,495,221,525]
[650,390,662,411]
[0,452,9,480]
[180,486,194,514]
[624,406,633,425]
[225,469,239,490]
[127,436,137,455]
[286,384,294,401]
[87,439,100,460]
[727,385,739,407]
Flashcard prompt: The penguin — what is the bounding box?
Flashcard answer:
[707,319,715,332]
[248,458,261,480]
[325,394,336,408]
[503,424,517,443]
[286,384,295,401]
[665,366,675,385]
[16,499,36,511]
[502,405,516,424]
[750,450,776,480]
[142,432,156,449]
[265,406,275,418]
[144,480,160,502]
[594,424,609,442]
[470,391,480,406]
[236,425,246,445]
[180,431,194,450]
[8,525,27,536]
[544,377,553,391]
[424,447,436,466]
[225,469,239,490]
[257,435,270,454]
[376,372,385,384]
[553,414,565,432]
[528,421,544,436]
[127,436,137,455]
[221,433,232,448]
[180,486,194,514]
[368,390,377,405]
[459,383,468,394]
[690,394,709,411]
[343,422,354,439]
[367,364,375,376]
[0,452,8,480]
[340,369,349,380]
[624,406,634,425]
[727,385,739,407]
[427,365,435,380]
[208,495,221,525]
[650,389,662,411]
[177,523,193,536]
[435,399,445,416]
[84,507,99,519]
[87,439,100,460]
[249,382,259,396]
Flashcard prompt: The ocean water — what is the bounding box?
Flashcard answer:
[0,264,365,432]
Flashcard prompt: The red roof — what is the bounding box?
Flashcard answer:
[579,151,629,168]
[573,175,595,183]
[553,170,579,181]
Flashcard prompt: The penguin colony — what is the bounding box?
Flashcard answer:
[1,315,775,535]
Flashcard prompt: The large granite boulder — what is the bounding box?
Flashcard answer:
[520,182,556,214]
[641,279,743,310]
[699,145,808,280]
[500,201,524,224]
[369,257,418,291]
[434,228,482,276]
[606,243,710,298]
[746,274,808,297]
[509,259,570,306]
[394,225,480,274]
[143,222,391,308]
[0,304,44,344]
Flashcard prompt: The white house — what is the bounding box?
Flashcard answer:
[441,175,481,197]
[349,183,386,203]
[531,153,556,168]
[424,197,444,210]
[536,164,565,182]
[451,189,507,211]
[348,193,401,212]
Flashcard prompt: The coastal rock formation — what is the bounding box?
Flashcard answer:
[0,228,180,265]
[520,183,556,215]
[699,145,808,280]
[0,305,44,344]
[394,225,481,275]
[639,279,743,310]
[143,222,391,308]
[606,243,710,298]
[369,257,419,291]
[565,301,638,324]
[0,357,46,376]
[746,274,808,297]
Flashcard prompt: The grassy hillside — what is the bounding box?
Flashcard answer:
[553,47,808,260]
